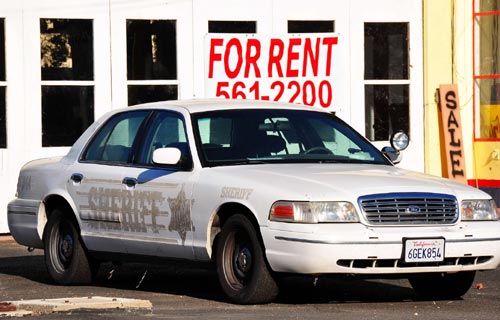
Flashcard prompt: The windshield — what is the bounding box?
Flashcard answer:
[192,109,390,167]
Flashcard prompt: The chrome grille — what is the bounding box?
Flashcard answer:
[358,193,458,225]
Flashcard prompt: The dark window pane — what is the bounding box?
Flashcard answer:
[288,20,335,33]
[40,19,94,81]
[208,21,257,33]
[0,19,5,81]
[83,111,149,163]
[365,85,409,141]
[0,87,5,148]
[128,85,178,105]
[127,20,177,80]
[364,23,408,80]
[42,86,94,147]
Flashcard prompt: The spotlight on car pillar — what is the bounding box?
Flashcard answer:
[390,131,409,151]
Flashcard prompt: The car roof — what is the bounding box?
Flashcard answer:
[125,99,329,114]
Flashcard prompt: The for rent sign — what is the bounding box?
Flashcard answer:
[205,33,340,110]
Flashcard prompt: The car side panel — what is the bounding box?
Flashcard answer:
[8,158,74,248]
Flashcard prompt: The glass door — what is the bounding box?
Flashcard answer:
[110,0,193,107]
[350,0,424,171]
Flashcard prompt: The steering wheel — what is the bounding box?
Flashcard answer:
[304,147,333,155]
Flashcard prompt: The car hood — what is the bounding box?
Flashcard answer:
[205,163,486,202]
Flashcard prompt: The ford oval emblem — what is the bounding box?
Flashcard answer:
[406,206,421,214]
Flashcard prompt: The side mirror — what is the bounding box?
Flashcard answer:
[382,146,402,164]
[382,131,410,165]
[152,147,182,165]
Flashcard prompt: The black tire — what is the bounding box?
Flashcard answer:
[216,214,279,304]
[409,271,476,300]
[43,209,97,285]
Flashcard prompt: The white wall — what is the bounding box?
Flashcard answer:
[0,0,423,233]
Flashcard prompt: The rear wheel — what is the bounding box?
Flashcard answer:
[43,209,97,285]
[409,271,476,300]
[216,214,279,304]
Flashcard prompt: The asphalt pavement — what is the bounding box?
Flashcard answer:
[1,234,500,319]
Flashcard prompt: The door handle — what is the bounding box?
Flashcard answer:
[122,177,138,187]
[70,173,83,183]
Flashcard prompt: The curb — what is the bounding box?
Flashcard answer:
[0,296,152,317]
[0,235,13,242]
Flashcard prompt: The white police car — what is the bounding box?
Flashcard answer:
[8,99,500,304]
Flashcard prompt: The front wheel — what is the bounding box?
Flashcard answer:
[409,271,476,300]
[43,209,97,285]
[216,214,279,304]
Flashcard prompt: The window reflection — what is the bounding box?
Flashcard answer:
[40,19,93,81]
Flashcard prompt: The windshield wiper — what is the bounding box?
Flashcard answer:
[215,159,271,166]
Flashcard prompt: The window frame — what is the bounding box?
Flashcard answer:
[363,22,411,142]
[126,19,179,106]
[0,18,6,149]
[40,18,96,147]
[473,0,500,141]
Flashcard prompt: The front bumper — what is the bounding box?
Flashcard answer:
[261,221,500,275]
[7,198,44,248]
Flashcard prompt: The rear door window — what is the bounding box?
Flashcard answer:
[82,111,149,163]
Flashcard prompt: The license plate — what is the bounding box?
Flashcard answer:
[404,238,445,263]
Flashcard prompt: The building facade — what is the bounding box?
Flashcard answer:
[2,0,493,233]
[424,0,500,208]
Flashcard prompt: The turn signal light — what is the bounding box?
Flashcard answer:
[269,201,359,223]
[271,205,294,219]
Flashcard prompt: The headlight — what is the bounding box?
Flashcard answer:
[269,201,359,223]
[461,200,498,221]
